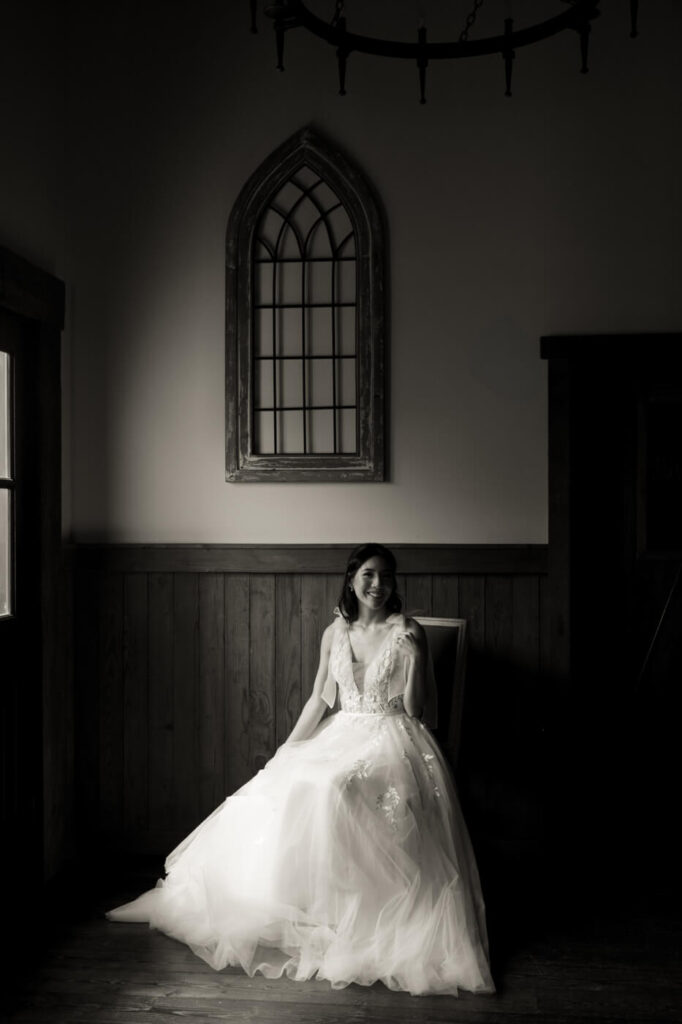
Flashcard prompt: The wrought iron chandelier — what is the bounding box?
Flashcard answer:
[251,1,640,100]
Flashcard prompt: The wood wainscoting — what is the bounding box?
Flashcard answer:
[74,544,549,876]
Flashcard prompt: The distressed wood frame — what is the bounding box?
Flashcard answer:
[226,126,387,481]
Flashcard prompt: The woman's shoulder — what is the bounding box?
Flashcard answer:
[321,612,346,647]
[398,614,426,642]
[387,611,424,635]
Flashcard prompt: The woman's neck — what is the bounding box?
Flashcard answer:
[353,609,389,629]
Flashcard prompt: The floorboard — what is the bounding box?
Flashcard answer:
[4,865,680,1024]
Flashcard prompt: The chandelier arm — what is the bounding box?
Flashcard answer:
[276,20,286,70]
[578,17,591,73]
[279,0,600,60]
[336,14,347,95]
[417,24,428,104]
[630,0,639,38]
[503,18,515,98]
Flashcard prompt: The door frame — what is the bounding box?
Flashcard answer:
[541,332,682,691]
[0,245,65,884]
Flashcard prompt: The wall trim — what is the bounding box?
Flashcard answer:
[74,543,548,575]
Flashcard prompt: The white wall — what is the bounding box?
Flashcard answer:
[5,2,682,544]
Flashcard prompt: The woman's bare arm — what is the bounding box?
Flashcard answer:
[285,623,335,743]
[401,618,427,719]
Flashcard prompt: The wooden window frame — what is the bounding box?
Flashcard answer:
[226,127,386,481]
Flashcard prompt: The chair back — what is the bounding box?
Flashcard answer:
[414,616,468,768]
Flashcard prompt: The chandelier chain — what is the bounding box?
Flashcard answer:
[331,1,345,28]
[459,0,486,43]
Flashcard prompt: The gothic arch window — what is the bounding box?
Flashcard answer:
[226,127,386,481]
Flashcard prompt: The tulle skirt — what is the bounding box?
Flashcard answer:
[107,710,494,997]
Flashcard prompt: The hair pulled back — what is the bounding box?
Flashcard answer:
[337,543,402,623]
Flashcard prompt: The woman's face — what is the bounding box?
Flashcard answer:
[351,556,395,613]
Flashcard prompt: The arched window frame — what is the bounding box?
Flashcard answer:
[226,127,386,481]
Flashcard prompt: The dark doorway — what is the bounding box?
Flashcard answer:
[0,247,66,952]
[543,336,682,907]
[0,307,44,903]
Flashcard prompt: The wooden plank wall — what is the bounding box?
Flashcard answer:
[75,545,549,867]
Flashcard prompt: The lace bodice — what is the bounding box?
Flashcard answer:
[327,617,406,715]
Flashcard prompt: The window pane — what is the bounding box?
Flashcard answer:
[313,181,339,212]
[308,409,334,453]
[254,411,274,454]
[272,181,303,213]
[278,359,303,408]
[337,305,356,356]
[307,307,333,357]
[328,206,353,253]
[293,195,321,246]
[279,223,302,259]
[337,356,356,407]
[258,208,285,251]
[335,259,356,303]
[278,410,304,453]
[0,352,9,480]
[337,234,355,258]
[276,259,302,305]
[307,261,332,304]
[255,361,273,409]
[292,165,319,190]
[306,221,333,259]
[308,358,333,407]
[277,308,302,357]
[338,408,357,454]
[0,489,10,616]
[254,308,274,356]
[254,261,274,305]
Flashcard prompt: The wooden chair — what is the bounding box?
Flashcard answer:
[414,616,469,771]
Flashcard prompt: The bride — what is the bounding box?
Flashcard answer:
[107,543,495,996]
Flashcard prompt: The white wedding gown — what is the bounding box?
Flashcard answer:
[107,613,494,996]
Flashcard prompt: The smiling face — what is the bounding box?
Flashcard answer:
[351,556,396,614]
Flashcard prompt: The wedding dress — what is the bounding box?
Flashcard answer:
[107,612,494,996]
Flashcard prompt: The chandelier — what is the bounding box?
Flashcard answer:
[250,1,640,100]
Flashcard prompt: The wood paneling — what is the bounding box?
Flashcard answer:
[172,574,199,832]
[275,575,302,744]
[225,574,251,796]
[98,572,124,835]
[198,574,225,818]
[74,545,549,858]
[123,574,148,834]
[77,543,547,575]
[147,573,174,833]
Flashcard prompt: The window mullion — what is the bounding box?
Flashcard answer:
[301,258,307,454]
[272,255,278,455]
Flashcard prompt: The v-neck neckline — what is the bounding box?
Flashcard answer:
[345,620,395,673]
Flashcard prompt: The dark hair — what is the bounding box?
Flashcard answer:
[337,543,402,623]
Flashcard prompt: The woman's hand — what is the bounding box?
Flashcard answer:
[395,629,420,665]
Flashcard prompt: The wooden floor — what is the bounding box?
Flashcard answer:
[4,865,680,1024]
